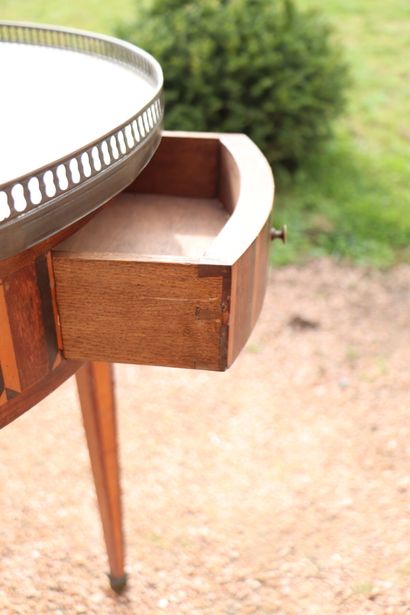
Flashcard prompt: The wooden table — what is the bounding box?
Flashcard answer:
[0,23,274,592]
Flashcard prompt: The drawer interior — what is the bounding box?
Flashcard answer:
[52,131,274,371]
[58,193,229,259]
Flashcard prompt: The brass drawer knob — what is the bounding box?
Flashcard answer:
[270,225,287,243]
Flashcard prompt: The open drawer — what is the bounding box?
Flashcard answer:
[52,131,274,371]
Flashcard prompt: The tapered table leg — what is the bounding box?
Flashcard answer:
[75,362,126,592]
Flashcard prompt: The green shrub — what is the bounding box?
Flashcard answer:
[117,0,349,168]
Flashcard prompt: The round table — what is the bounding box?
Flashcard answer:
[0,21,163,592]
[1,21,277,595]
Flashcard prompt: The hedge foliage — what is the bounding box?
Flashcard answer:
[117,0,349,168]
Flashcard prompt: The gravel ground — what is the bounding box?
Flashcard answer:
[1,259,410,615]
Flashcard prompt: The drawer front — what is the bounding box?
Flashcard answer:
[53,258,230,371]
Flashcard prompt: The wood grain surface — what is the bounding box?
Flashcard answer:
[52,132,274,371]
[228,220,271,366]
[57,193,228,259]
[53,257,230,370]
[128,132,220,198]
[0,255,63,415]
[76,362,125,586]
[0,208,105,426]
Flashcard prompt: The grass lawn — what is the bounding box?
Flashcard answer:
[273,0,410,266]
[0,0,135,34]
[1,0,408,266]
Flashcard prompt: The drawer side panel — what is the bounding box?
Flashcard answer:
[227,220,270,366]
